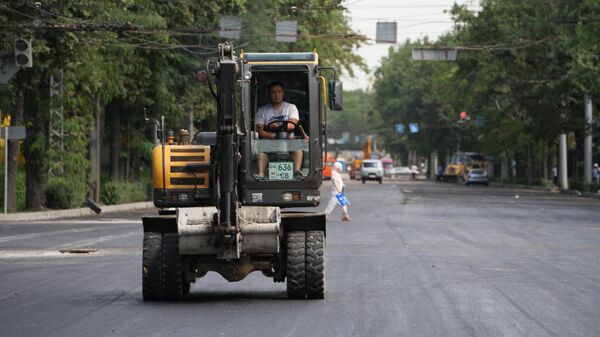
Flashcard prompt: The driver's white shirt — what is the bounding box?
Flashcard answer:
[255,102,299,126]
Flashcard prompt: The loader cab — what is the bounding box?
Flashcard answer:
[239,51,341,207]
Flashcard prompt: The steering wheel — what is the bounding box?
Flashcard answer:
[266,120,297,133]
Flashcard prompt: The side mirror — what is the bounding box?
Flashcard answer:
[328,80,343,111]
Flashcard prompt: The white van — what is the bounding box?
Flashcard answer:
[361,159,384,184]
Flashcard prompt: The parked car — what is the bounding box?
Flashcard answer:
[361,159,384,184]
[390,166,412,178]
[382,159,394,177]
[466,168,489,186]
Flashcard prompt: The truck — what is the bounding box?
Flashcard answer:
[141,44,343,300]
[322,152,337,180]
[443,152,488,183]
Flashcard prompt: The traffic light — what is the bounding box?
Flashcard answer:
[14,37,32,68]
[460,111,468,120]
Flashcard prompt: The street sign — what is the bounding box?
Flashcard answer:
[394,123,405,134]
[409,123,419,133]
[476,116,485,127]
[0,51,20,84]
[376,22,397,44]
[276,20,298,43]
[412,48,457,61]
[219,16,241,40]
[0,126,26,140]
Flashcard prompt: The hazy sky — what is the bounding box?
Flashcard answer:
[340,0,480,90]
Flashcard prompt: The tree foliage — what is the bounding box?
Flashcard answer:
[371,0,600,181]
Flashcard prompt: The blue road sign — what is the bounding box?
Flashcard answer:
[409,123,419,133]
[394,123,405,134]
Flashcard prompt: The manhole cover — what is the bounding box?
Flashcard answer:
[58,248,98,254]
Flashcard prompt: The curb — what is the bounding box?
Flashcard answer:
[560,189,600,200]
[0,201,154,223]
[489,183,554,192]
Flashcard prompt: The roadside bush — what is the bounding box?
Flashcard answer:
[569,180,600,193]
[45,178,75,209]
[101,181,151,205]
[490,177,548,186]
[101,182,119,205]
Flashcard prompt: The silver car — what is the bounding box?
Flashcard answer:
[466,168,489,186]
[361,159,384,184]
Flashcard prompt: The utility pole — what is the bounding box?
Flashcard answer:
[430,150,438,181]
[559,133,568,190]
[48,71,64,177]
[584,97,592,184]
[188,103,194,140]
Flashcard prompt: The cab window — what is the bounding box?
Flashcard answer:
[249,70,310,181]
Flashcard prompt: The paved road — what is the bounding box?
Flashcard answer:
[1,180,599,337]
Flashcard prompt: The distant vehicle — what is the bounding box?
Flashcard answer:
[466,168,489,186]
[390,166,412,178]
[322,152,336,180]
[361,159,384,184]
[443,152,488,183]
[382,158,394,177]
[349,159,362,180]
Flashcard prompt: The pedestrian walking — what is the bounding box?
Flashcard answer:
[593,163,600,184]
[436,164,444,183]
[324,162,351,221]
[410,163,418,180]
[552,166,558,185]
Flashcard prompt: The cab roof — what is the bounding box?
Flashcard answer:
[241,52,318,64]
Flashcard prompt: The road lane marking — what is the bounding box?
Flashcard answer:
[0,225,135,244]
[18,219,142,225]
[50,231,140,250]
[480,267,518,272]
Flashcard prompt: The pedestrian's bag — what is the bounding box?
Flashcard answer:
[335,193,350,206]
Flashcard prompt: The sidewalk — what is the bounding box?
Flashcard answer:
[0,201,154,223]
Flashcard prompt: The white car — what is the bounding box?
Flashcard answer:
[361,159,384,184]
[390,166,412,178]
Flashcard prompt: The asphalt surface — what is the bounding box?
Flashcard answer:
[1,179,599,337]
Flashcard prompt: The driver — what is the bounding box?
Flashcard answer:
[255,81,303,178]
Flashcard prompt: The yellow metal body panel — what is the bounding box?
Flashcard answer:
[152,144,210,190]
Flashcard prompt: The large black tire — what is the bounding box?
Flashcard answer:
[161,233,183,300]
[142,232,162,301]
[305,231,325,299]
[286,231,306,299]
[182,280,191,295]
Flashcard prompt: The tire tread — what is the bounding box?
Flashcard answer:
[142,232,162,301]
[305,231,325,299]
[286,231,306,299]
[161,233,183,300]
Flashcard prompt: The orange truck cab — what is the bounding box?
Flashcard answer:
[322,153,336,180]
